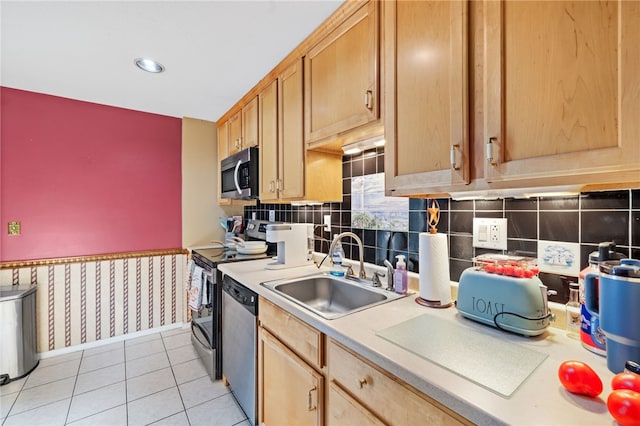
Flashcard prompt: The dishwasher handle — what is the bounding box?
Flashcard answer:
[222,275,258,316]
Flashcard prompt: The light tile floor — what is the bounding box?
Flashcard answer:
[1,328,249,426]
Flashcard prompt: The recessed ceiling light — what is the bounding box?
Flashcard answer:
[134,58,165,73]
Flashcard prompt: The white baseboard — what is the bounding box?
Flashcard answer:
[38,322,190,359]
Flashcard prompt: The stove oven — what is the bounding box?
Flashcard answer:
[189,219,275,380]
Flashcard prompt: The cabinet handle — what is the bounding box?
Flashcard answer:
[358,378,368,388]
[307,385,317,411]
[269,180,275,193]
[450,144,460,170]
[364,90,373,110]
[486,137,497,166]
[276,179,282,191]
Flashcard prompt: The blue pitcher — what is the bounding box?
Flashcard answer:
[585,259,640,373]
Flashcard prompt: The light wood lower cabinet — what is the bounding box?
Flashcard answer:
[258,297,325,425]
[258,327,324,426]
[257,298,472,426]
[259,297,323,369]
[327,339,471,426]
[328,381,386,426]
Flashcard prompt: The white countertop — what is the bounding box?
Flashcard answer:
[218,258,615,426]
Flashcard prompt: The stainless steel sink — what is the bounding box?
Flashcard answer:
[261,272,405,319]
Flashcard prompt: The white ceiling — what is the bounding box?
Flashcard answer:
[0,0,342,121]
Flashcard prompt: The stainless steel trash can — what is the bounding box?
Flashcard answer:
[0,284,38,385]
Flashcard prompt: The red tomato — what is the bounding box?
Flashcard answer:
[607,389,640,426]
[494,264,504,275]
[503,264,514,276]
[484,263,496,273]
[558,360,603,397]
[523,269,535,278]
[612,373,640,393]
[513,266,524,278]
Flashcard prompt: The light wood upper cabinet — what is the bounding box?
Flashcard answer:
[304,0,379,145]
[242,96,259,150]
[217,121,231,205]
[483,0,640,184]
[259,60,343,203]
[227,110,242,155]
[384,0,469,196]
[228,97,259,156]
[278,60,306,200]
[258,60,305,203]
[259,80,279,201]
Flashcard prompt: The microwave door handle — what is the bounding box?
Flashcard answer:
[233,159,242,194]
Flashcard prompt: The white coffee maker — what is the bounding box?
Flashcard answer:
[265,223,314,269]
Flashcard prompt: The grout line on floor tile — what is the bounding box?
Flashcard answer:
[64,402,127,425]
[147,410,191,426]
[123,342,129,426]
[163,337,190,420]
[6,394,71,420]
[63,349,84,425]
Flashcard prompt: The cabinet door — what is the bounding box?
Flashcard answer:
[304,1,379,144]
[258,327,323,426]
[243,96,259,149]
[278,59,305,200]
[384,0,469,196]
[328,340,470,426]
[484,0,640,184]
[259,80,279,202]
[217,121,231,205]
[328,382,386,426]
[227,110,242,155]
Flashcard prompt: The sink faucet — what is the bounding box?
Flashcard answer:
[383,259,395,292]
[328,232,366,279]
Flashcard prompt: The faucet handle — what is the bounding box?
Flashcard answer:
[341,263,355,277]
[372,271,385,287]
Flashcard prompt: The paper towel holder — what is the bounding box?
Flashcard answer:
[416,200,453,309]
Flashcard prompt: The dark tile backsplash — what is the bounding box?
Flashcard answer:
[245,149,640,303]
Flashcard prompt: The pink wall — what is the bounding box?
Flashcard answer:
[1,87,182,261]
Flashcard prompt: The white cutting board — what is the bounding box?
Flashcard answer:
[376,313,548,398]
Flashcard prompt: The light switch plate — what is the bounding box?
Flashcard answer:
[323,215,331,232]
[473,218,507,250]
[268,210,275,222]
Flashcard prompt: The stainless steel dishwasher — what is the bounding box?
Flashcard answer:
[222,274,258,426]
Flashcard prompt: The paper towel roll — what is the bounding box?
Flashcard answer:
[419,233,452,305]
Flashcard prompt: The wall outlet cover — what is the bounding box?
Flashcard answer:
[268,210,275,222]
[473,218,507,250]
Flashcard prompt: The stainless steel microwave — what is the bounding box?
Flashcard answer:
[220,147,259,200]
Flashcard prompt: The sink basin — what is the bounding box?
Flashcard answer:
[261,272,405,319]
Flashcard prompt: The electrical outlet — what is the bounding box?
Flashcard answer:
[323,215,331,232]
[269,210,275,222]
[490,225,500,241]
[473,218,507,250]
